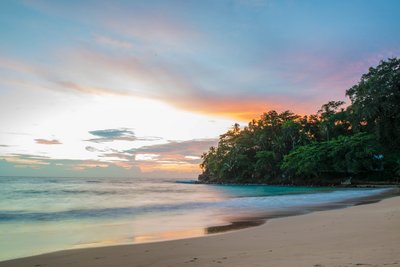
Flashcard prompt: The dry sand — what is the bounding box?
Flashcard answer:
[1,196,400,267]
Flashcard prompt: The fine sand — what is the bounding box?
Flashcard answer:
[1,196,400,267]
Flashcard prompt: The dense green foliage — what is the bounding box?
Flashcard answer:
[199,58,400,185]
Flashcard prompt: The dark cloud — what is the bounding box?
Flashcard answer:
[87,128,137,143]
[85,146,99,152]
[90,128,134,138]
[86,128,162,143]
[35,139,62,145]
[103,138,219,165]
[132,139,217,156]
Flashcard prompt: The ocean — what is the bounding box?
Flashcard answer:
[0,176,392,261]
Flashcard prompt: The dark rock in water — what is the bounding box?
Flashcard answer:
[175,180,199,184]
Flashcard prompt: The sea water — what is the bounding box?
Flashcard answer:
[0,176,391,261]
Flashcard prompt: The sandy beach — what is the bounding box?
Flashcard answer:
[1,195,399,267]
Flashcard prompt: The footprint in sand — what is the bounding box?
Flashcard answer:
[188,257,198,263]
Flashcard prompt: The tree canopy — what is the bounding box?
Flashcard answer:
[199,58,400,185]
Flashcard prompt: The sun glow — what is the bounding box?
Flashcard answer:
[0,89,232,176]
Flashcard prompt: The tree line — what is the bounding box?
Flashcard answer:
[199,58,400,185]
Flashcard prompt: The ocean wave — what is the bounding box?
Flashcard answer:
[0,188,389,222]
[217,188,391,210]
[0,201,211,222]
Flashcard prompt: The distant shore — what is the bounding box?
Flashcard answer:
[2,193,400,267]
[194,179,400,188]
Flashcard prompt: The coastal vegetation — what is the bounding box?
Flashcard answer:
[199,58,400,185]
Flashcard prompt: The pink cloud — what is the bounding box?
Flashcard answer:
[35,139,62,145]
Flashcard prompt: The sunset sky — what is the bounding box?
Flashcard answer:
[1,0,399,178]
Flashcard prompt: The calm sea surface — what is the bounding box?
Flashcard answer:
[0,176,391,261]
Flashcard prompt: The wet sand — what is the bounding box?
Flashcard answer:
[1,195,400,267]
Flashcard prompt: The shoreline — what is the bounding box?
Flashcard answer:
[1,191,400,267]
[192,180,400,188]
[206,187,399,233]
[205,187,399,234]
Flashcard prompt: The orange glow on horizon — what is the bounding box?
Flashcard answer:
[138,162,200,173]
[169,97,315,122]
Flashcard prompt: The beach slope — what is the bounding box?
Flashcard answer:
[2,196,400,267]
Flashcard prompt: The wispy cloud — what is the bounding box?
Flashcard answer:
[94,2,204,46]
[55,81,131,96]
[35,139,62,145]
[24,0,204,45]
[0,57,41,75]
[94,35,132,49]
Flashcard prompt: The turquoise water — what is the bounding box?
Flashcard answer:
[0,176,390,261]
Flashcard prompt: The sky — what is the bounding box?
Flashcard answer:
[0,0,399,178]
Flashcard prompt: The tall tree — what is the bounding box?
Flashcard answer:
[317,101,347,141]
[346,58,400,151]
